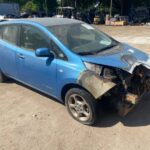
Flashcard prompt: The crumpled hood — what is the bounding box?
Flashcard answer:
[81,44,150,73]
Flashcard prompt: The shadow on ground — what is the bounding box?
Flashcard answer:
[6,79,64,105]
[6,79,150,128]
[95,93,150,128]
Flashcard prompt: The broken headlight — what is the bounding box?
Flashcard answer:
[103,68,117,80]
[84,62,102,75]
[84,62,117,79]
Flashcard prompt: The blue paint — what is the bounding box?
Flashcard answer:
[81,44,149,71]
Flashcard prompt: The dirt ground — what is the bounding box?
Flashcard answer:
[0,26,150,150]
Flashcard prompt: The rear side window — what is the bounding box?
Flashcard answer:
[21,25,49,51]
[3,25,19,45]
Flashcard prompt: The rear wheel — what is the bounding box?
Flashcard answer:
[65,88,97,125]
[0,70,7,83]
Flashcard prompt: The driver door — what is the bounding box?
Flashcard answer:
[16,24,57,96]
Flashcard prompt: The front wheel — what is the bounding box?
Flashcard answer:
[65,88,97,125]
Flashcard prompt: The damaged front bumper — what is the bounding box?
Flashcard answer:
[77,63,150,116]
[77,71,116,99]
[79,44,150,116]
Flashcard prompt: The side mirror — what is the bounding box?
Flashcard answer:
[35,48,54,58]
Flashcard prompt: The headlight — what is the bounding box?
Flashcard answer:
[84,62,117,79]
[103,68,117,79]
[84,62,102,75]
[121,54,137,66]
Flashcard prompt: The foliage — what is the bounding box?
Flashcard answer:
[0,0,149,14]
[61,0,97,9]
[22,1,39,13]
[0,0,58,13]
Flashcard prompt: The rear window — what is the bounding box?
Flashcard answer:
[2,25,19,45]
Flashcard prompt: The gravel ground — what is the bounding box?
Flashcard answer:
[0,26,150,150]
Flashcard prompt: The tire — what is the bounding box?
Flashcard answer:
[65,88,97,125]
[0,70,7,83]
[144,78,150,92]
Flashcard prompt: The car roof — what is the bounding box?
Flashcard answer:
[1,18,83,27]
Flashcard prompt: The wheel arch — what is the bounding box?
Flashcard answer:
[61,83,93,102]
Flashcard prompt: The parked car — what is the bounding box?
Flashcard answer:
[0,18,150,125]
[4,14,19,19]
[55,6,74,18]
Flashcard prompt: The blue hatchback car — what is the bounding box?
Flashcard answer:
[0,18,150,125]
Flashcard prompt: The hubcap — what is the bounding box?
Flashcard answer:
[68,94,91,122]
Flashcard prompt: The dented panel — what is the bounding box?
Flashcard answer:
[77,71,116,99]
[81,43,150,74]
[121,53,150,73]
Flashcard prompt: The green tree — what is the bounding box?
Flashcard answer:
[60,0,97,9]
[22,1,39,13]
[46,0,58,15]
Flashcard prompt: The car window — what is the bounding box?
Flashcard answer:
[2,25,19,45]
[48,24,118,55]
[70,24,96,41]
[51,41,67,60]
[49,26,69,48]
[21,25,49,51]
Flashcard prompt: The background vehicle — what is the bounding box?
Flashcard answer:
[0,18,150,125]
[55,6,74,18]
[0,3,20,18]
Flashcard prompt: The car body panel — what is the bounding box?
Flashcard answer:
[16,46,57,96]
[77,71,116,99]
[0,40,18,78]
[81,44,150,73]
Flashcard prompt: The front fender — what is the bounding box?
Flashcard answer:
[77,71,116,99]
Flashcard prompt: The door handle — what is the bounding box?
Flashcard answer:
[17,53,25,59]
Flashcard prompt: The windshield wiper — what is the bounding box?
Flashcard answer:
[94,43,118,54]
[77,52,95,56]
[77,42,119,56]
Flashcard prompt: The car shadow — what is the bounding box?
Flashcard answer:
[6,79,150,128]
[95,93,150,128]
[6,79,64,105]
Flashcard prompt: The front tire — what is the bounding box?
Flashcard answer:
[65,88,97,125]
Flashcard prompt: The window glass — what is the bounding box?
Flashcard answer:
[51,41,67,60]
[3,25,18,45]
[48,23,118,55]
[21,25,49,51]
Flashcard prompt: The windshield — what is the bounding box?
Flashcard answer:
[47,23,118,55]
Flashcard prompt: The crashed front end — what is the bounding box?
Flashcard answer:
[105,65,150,116]
[78,61,150,116]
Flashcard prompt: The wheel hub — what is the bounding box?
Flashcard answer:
[68,94,91,122]
[74,103,83,113]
